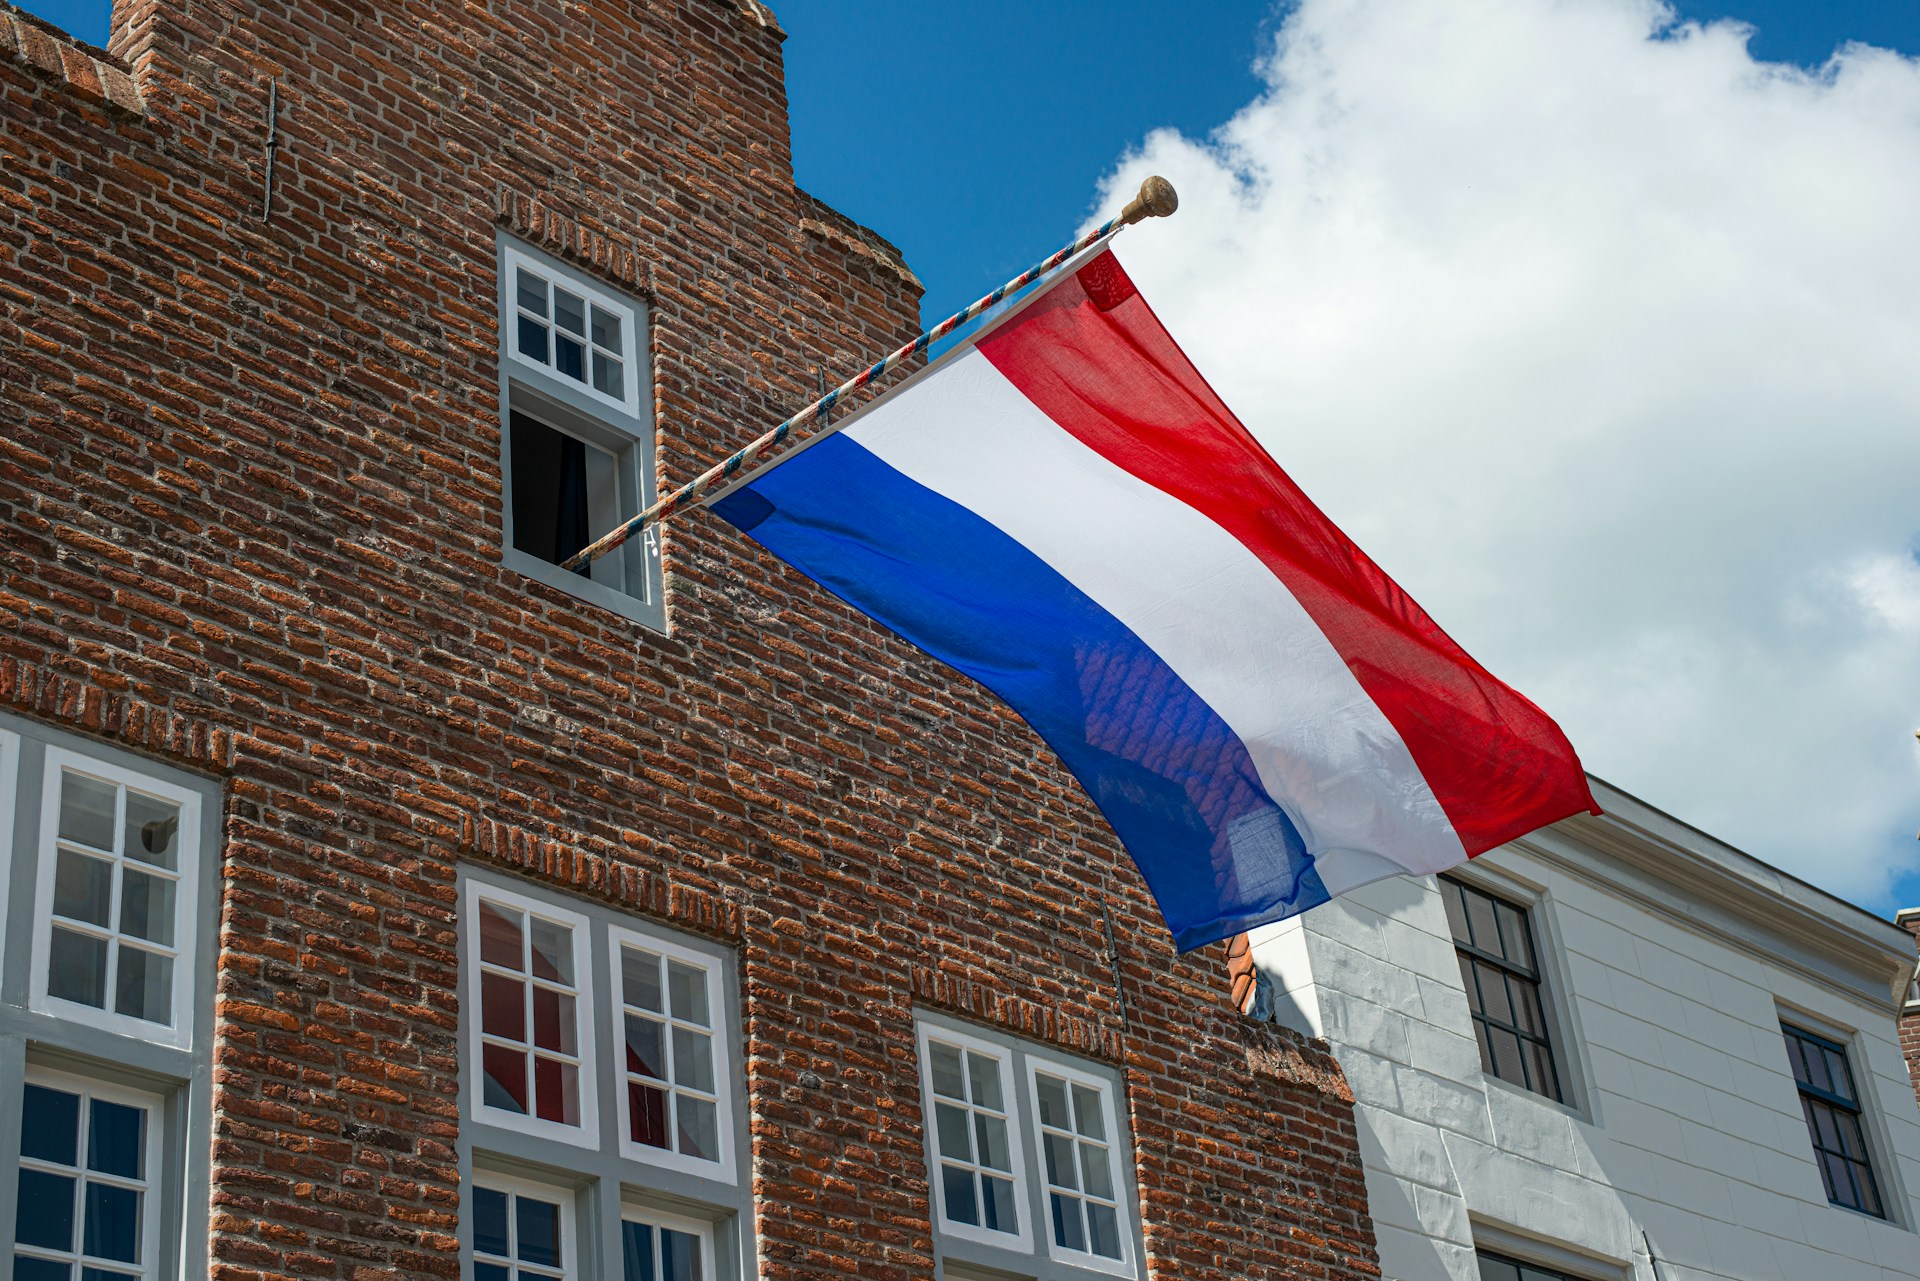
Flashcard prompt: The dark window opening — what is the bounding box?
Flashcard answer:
[1782,1022,1884,1218]
[1440,874,1563,1103]
[510,412,595,575]
[1477,1249,1594,1281]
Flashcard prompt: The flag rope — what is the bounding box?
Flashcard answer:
[558,176,1179,571]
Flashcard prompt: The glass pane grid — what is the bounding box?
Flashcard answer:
[1782,1024,1884,1217]
[1034,1072,1124,1261]
[475,900,583,1126]
[46,771,183,1027]
[512,262,628,404]
[926,1041,1018,1235]
[474,1187,568,1281]
[620,946,720,1163]
[14,1083,150,1278]
[1442,877,1563,1103]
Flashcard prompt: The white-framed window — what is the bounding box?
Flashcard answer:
[505,244,642,418]
[11,1065,163,1281]
[914,1014,1141,1279]
[620,1205,715,1281]
[472,1173,577,1281]
[496,235,662,628]
[459,867,750,1279]
[919,1022,1029,1250]
[28,748,201,1049]
[466,882,599,1147]
[611,926,734,1184]
[1027,1057,1132,1275]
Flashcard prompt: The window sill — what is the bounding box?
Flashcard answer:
[504,547,665,634]
[1480,1069,1592,1128]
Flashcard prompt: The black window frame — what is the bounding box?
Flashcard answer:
[1439,874,1564,1103]
[1476,1248,1596,1281]
[1781,1021,1885,1219]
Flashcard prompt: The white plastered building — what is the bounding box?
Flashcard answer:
[1246,778,1920,1281]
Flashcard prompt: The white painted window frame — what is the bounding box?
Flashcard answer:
[608,924,738,1186]
[619,1201,718,1281]
[915,1020,1034,1253]
[0,727,19,930]
[503,243,644,420]
[1024,1052,1135,1278]
[15,1062,166,1281]
[472,1168,579,1281]
[464,880,601,1149]
[28,746,202,1050]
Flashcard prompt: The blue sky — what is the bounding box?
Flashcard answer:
[17,0,1920,918]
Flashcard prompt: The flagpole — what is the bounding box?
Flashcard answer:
[559,175,1179,571]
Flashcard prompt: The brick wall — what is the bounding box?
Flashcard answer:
[0,2,1381,1278]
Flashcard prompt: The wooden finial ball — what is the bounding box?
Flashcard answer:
[1122,175,1180,224]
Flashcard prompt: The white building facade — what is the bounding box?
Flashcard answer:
[1246,779,1920,1281]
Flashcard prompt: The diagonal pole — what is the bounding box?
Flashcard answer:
[560,175,1179,572]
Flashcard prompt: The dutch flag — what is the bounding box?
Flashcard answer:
[713,248,1597,951]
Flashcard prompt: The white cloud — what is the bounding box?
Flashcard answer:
[1096,0,1920,910]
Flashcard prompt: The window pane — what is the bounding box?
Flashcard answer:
[49,927,109,1008]
[481,1043,528,1114]
[621,1220,656,1281]
[59,771,117,850]
[118,869,175,945]
[590,303,621,351]
[666,961,708,1026]
[1051,1191,1086,1251]
[528,918,572,985]
[1457,954,1483,1015]
[1495,902,1533,971]
[623,948,663,1013]
[1440,878,1470,943]
[54,849,113,925]
[516,1195,562,1268]
[660,1228,700,1281]
[474,1265,511,1281]
[1823,1047,1856,1104]
[87,1101,144,1179]
[556,335,586,382]
[928,1043,965,1100]
[517,315,550,363]
[1080,1143,1114,1199]
[478,902,524,971]
[677,1096,718,1161]
[934,1102,972,1160]
[532,1057,579,1125]
[83,1182,141,1262]
[965,1051,1002,1110]
[531,987,576,1055]
[1527,1041,1561,1102]
[981,1173,1017,1234]
[553,289,586,336]
[671,1028,714,1093]
[1044,1132,1078,1190]
[941,1164,978,1227]
[1477,1257,1522,1281]
[973,1113,1010,1172]
[482,972,525,1042]
[114,946,173,1025]
[17,1169,78,1250]
[473,1187,509,1257]
[517,269,549,318]
[15,1258,70,1281]
[593,352,624,400]
[1476,963,1515,1025]
[1071,1082,1106,1140]
[1464,889,1500,956]
[1035,1073,1069,1130]
[625,1013,666,1080]
[122,793,180,870]
[629,1082,668,1148]
[1488,1027,1526,1085]
[1087,1201,1122,1259]
[1510,981,1545,1036]
[21,1084,80,1165]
